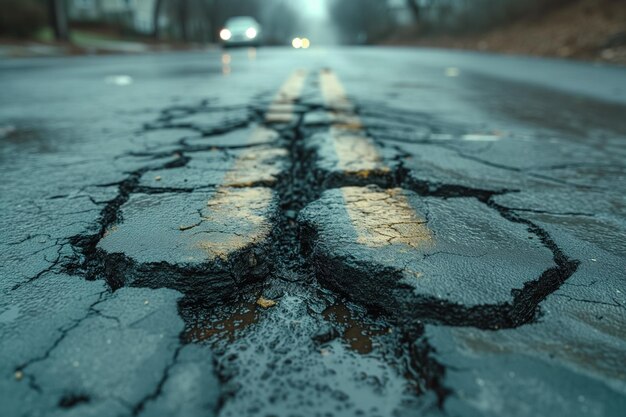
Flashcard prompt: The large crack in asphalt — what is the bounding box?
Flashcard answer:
[11,102,269,411]
[14,290,112,394]
[294,96,581,406]
[131,345,183,416]
[298,104,579,328]
[64,103,263,293]
[45,86,581,412]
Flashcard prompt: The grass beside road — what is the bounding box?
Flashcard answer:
[385,0,626,65]
[1,27,211,58]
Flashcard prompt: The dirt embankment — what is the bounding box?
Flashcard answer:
[387,0,626,65]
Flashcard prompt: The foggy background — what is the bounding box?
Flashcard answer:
[0,0,624,63]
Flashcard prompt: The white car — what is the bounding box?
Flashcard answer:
[220,16,262,48]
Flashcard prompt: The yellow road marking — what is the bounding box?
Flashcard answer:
[222,127,286,187]
[192,68,311,259]
[341,187,433,249]
[319,71,434,250]
[247,126,280,143]
[319,70,386,178]
[196,187,274,260]
[319,69,356,114]
[223,147,287,187]
[197,127,282,258]
[330,131,390,176]
[265,69,308,123]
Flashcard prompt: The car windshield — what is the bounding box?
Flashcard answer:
[226,17,256,29]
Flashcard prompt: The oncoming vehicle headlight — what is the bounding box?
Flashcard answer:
[292,37,310,49]
[246,27,257,39]
[220,29,232,41]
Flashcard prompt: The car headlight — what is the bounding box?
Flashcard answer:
[246,27,257,39]
[220,29,232,41]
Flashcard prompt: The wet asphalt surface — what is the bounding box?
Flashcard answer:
[1,47,625,417]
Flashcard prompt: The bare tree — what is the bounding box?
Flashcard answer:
[178,0,189,42]
[329,0,392,44]
[48,0,69,41]
[160,0,292,43]
[414,0,576,34]
[259,0,299,44]
[406,0,420,21]
[153,0,164,39]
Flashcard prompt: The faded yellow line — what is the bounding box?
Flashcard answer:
[319,69,386,178]
[320,71,433,250]
[223,127,286,188]
[330,132,390,176]
[196,187,274,260]
[265,69,308,124]
[194,68,310,259]
[196,125,284,259]
[342,187,433,249]
[319,69,356,115]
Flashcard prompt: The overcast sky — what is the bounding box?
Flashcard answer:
[303,0,328,18]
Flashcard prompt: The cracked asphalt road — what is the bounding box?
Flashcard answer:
[1,47,625,417]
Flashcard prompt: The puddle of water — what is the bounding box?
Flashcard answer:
[322,304,390,354]
[462,133,502,142]
[445,67,461,77]
[211,293,423,416]
[183,302,259,343]
[104,75,133,86]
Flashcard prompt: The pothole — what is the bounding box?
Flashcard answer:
[58,70,581,415]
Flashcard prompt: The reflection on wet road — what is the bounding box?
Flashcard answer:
[1,47,625,417]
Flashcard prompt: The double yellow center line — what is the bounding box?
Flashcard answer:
[319,70,390,177]
[265,69,308,124]
[193,71,310,259]
[196,69,432,259]
[319,69,433,250]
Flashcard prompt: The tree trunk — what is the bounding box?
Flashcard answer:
[406,0,420,22]
[205,0,221,42]
[48,0,69,41]
[207,0,220,43]
[153,0,164,39]
[178,0,189,42]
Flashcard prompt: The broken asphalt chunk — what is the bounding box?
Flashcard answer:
[299,186,555,326]
[306,129,400,188]
[97,187,278,298]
